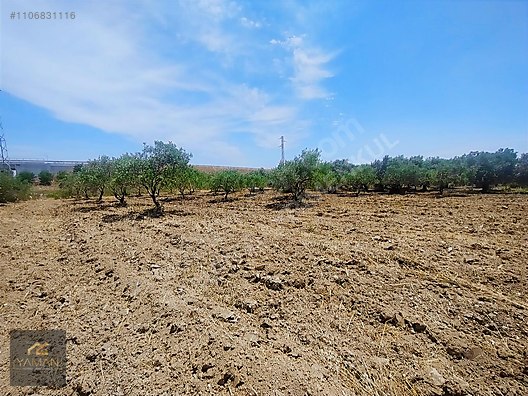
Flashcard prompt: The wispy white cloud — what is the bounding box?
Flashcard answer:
[271,35,336,100]
[240,16,262,29]
[2,0,337,165]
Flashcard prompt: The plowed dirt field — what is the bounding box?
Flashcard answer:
[1,191,527,395]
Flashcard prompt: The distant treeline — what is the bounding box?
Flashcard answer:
[1,143,526,206]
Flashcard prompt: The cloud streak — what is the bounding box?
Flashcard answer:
[271,35,336,100]
[1,0,337,165]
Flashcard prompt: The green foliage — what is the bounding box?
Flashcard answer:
[371,155,389,190]
[514,153,528,187]
[87,155,113,202]
[461,148,517,192]
[57,171,82,198]
[272,149,321,203]
[382,156,422,193]
[0,172,31,202]
[243,169,268,194]
[38,170,54,186]
[167,166,204,198]
[56,171,69,183]
[16,171,35,184]
[109,154,139,206]
[211,170,244,200]
[342,165,377,195]
[138,141,192,210]
[424,158,461,194]
[314,163,340,193]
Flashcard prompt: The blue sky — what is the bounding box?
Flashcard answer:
[1,0,527,167]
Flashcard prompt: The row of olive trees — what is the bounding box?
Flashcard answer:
[58,141,272,210]
[59,142,192,211]
[311,148,527,196]
[57,144,527,209]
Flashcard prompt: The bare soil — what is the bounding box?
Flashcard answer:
[1,191,527,395]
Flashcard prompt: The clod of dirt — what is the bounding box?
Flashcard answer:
[85,351,98,362]
[235,299,258,313]
[428,367,446,386]
[264,276,283,291]
[442,380,471,396]
[169,323,184,334]
[332,275,348,286]
[218,371,237,386]
[463,347,482,360]
[446,346,465,360]
[261,319,273,329]
[286,278,306,289]
[380,311,405,327]
[213,308,239,323]
[74,383,93,396]
[497,346,515,360]
[412,322,427,333]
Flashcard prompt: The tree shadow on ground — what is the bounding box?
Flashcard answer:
[265,200,314,211]
[101,207,194,223]
[207,197,239,204]
[74,202,116,213]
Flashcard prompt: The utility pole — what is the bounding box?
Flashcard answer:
[279,135,285,166]
[0,118,12,173]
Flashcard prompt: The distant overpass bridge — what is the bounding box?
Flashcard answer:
[9,159,87,176]
[6,160,261,176]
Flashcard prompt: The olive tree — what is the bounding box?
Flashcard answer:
[244,169,268,195]
[314,163,340,194]
[82,156,113,202]
[167,166,204,199]
[342,165,377,196]
[211,170,243,201]
[272,149,321,204]
[514,153,528,187]
[109,154,138,206]
[138,141,191,211]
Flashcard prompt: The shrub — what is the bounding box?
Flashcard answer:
[0,172,31,202]
[38,170,53,186]
[16,171,35,184]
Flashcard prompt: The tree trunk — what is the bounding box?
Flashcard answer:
[150,192,162,213]
[98,188,104,202]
